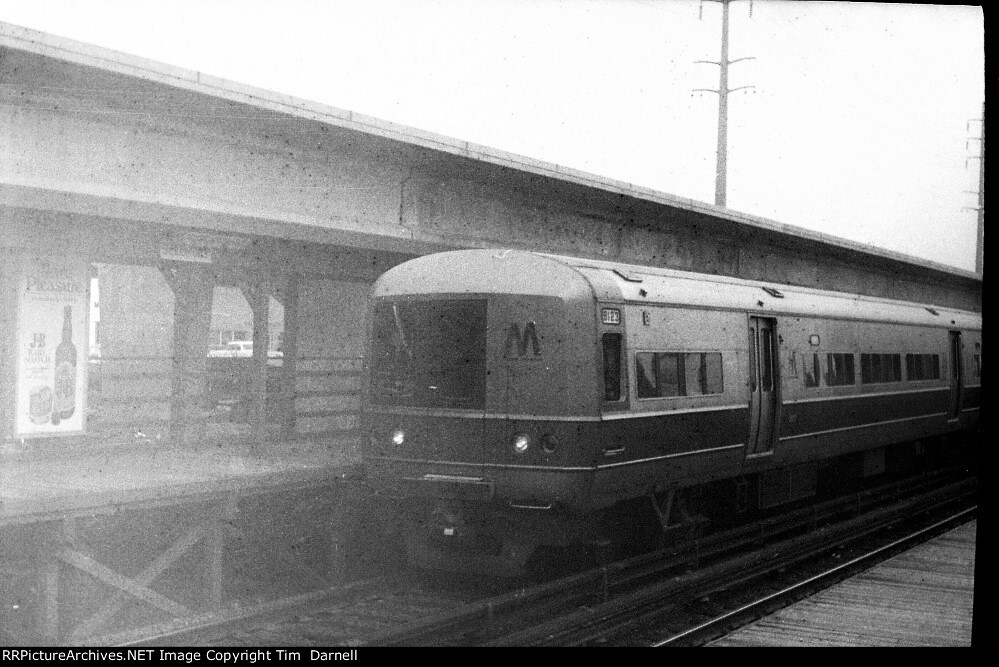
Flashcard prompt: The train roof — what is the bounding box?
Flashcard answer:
[373,249,596,302]
[543,252,982,330]
[374,250,982,330]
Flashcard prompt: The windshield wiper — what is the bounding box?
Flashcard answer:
[392,303,414,360]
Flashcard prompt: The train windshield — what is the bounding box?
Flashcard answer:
[370,298,487,409]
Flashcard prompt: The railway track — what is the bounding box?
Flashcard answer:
[116,466,975,647]
[120,574,492,647]
[365,467,976,646]
[652,507,976,647]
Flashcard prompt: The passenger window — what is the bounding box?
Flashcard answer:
[636,352,657,398]
[928,354,941,379]
[657,353,681,397]
[602,333,623,401]
[683,354,704,396]
[635,352,724,398]
[701,353,725,394]
[861,353,902,384]
[825,353,855,386]
[906,353,940,381]
[803,353,820,388]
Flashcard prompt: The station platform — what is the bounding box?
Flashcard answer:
[0,437,362,524]
[0,438,367,645]
[710,520,977,647]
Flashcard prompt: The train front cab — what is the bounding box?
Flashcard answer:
[361,251,608,571]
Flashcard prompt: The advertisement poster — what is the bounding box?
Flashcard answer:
[15,255,89,436]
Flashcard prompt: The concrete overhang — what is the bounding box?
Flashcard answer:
[0,21,982,295]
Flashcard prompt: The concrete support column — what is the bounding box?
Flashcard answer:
[160,263,213,448]
[242,277,269,452]
[273,274,298,439]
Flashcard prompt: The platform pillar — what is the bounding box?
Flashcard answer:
[160,263,213,448]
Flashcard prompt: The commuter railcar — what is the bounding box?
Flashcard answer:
[361,249,981,572]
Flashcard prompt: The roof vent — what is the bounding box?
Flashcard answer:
[762,287,784,298]
[612,269,644,283]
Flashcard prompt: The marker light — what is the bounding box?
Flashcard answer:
[512,433,531,454]
[391,429,405,446]
[540,434,559,454]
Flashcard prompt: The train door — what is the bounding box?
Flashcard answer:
[948,331,963,421]
[747,317,779,455]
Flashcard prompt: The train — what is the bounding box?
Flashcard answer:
[360,249,982,573]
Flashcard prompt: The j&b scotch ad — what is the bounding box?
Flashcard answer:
[15,256,89,436]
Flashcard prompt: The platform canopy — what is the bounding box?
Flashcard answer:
[0,22,981,311]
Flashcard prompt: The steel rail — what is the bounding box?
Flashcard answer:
[364,468,975,646]
[652,505,978,646]
[498,481,976,646]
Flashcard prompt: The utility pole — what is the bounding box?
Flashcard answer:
[975,112,984,276]
[695,0,755,208]
[965,102,984,275]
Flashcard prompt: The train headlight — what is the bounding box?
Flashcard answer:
[391,429,405,446]
[512,433,531,454]
[540,433,559,454]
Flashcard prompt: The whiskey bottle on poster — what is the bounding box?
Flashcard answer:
[52,305,77,425]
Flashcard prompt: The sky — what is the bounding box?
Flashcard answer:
[1,1,984,272]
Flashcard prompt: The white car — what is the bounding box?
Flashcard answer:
[208,341,283,358]
[208,341,254,357]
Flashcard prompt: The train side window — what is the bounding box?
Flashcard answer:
[906,353,941,381]
[684,354,704,396]
[973,354,981,379]
[701,353,725,394]
[825,353,855,386]
[636,353,657,398]
[684,353,725,396]
[803,353,820,388]
[636,352,723,398]
[636,352,679,397]
[927,354,940,379]
[861,353,902,384]
[602,333,623,401]
[657,353,682,397]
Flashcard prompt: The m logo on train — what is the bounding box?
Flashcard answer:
[504,322,541,359]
